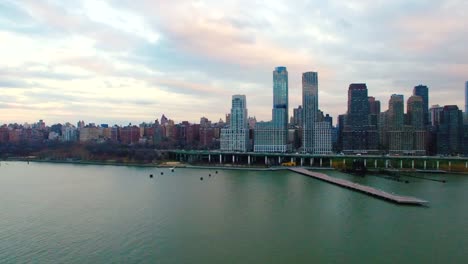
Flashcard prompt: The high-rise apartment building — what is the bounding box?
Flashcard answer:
[272,66,289,134]
[413,85,429,125]
[254,67,289,152]
[347,84,370,128]
[387,94,406,153]
[313,122,332,154]
[342,83,378,153]
[407,95,424,129]
[300,71,331,154]
[388,94,404,130]
[220,95,249,152]
[437,105,463,155]
[302,72,318,153]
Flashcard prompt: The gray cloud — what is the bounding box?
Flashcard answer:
[0,0,467,124]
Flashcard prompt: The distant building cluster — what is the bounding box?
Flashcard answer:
[220,67,468,156]
[221,67,333,154]
[0,117,226,150]
[1,68,467,156]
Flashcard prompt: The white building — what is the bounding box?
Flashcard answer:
[220,95,249,152]
[61,125,78,142]
[313,122,332,154]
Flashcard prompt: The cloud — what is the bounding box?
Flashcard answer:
[0,79,37,88]
[0,0,466,125]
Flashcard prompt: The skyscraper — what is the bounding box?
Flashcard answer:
[254,67,289,152]
[342,83,378,153]
[413,85,429,125]
[273,66,288,133]
[437,105,463,155]
[407,95,424,129]
[301,71,331,154]
[302,72,318,153]
[347,84,370,128]
[387,94,408,154]
[407,95,426,155]
[388,94,404,130]
[220,95,249,152]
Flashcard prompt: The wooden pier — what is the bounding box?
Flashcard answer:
[289,168,428,205]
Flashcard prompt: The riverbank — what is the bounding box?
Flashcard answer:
[4,158,467,174]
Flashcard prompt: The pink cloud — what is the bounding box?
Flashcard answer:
[395,12,466,53]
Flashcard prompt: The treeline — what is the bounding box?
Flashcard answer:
[0,141,170,163]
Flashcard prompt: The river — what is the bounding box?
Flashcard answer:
[0,162,467,263]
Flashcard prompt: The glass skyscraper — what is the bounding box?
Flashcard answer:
[302,72,318,153]
[342,83,378,153]
[254,67,289,152]
[413,85,429,125]
[272,66,288,132]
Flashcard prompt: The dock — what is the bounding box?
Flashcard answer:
[289,168,428,205]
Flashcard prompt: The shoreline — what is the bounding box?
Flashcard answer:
[3,158,467,174]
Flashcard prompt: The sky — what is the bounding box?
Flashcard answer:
[1,0,467,126]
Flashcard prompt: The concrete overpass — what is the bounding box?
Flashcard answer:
[169,150,468,173]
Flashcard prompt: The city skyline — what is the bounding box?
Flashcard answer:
[1,0,468,125]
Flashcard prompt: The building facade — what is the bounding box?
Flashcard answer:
[342,83,378,153]
[302,72,318,153]
[254,67,289,153]
[413,85,429,125]
[313,121,332,154]
[220,95,249,152]
[407,95,424,129]
[292,106,303,127]
[437,105,463,155]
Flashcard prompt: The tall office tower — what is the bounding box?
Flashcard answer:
[407,95,424,129]
[413,85,429,125]
[302,72,318,153]
[388,94,404,130]
[387,94,407,153]
[437,105,463,155]
[347,84,370,128]
[293,106,303,127]
[342,84,378,153]
[254,67,289,153]
[220,95,249,152]
[407,96,426,154]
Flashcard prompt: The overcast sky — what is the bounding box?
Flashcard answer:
[1,0,467,126]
